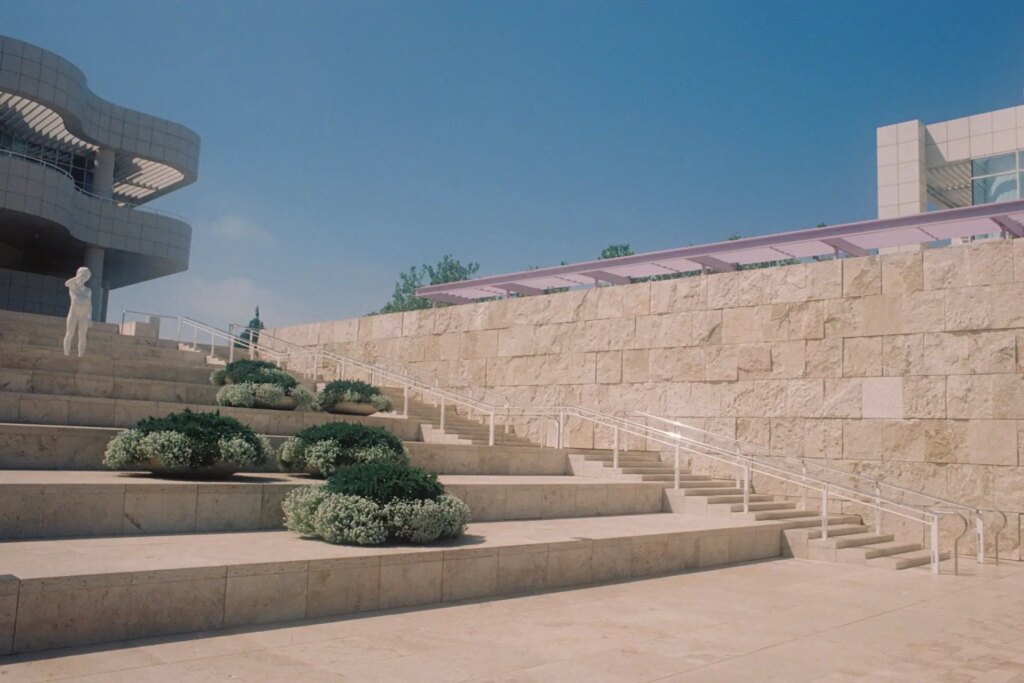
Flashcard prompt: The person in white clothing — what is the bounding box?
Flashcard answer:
[63,267,92,357]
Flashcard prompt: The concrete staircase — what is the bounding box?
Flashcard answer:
[0,309,788,656]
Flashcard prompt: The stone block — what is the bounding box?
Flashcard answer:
[545,541,592,588]
[123,485,198,534]
[442,550,498,601]
[722,306,786,344]
[946,375,994,419]
[923,240,1015,290]
[736,417,770,449]
[621,349,649,383]
[881,252,924,294]
[843,256,882,297]
[591,539,633,582]
[497,546,548,594]
[635,312,691,349]
[224,564,308,627]
[787,379,824,418]
[769,260,841,303]
[195,489,262,532]
[964,420,1018,466]
[691,309,722,345]
[803,418,843,459]
[843,337,882,377]
[903,376,946,419]
[770,341,805,379]
[460,330,498,359]
[40,486,124,537]
[649,347,705,382]
[862,377,903,419]
[805,338,843,378]
[14,576,131,653]
[630,535,674,576]
[707,269,772,309]
[574,319,636,353]
[649,275,706,313]
[945,282,1024,332]
[842,419,883,460]
[128,574,225,639]
[735,344,772,380]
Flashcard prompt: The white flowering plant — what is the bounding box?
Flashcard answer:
[314,379,393,413]
[103,409,270,474]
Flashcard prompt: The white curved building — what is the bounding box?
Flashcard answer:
[0,36,199,321]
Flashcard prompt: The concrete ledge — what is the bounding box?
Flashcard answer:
[0,424,578,473]
[0,514,783,654]
[0,366,220,404]
[0,393,424,436]
[0,472,669,539]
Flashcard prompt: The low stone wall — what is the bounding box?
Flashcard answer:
[272,239,1024,558]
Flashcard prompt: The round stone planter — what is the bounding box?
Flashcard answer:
[254,394,299,411]
[141,459,240,479]
[326,401,378,416]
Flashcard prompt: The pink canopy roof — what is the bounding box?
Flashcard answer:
[416,200,1024,304]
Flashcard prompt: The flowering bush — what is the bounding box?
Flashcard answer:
[215,382,313,410]
[314,379,393,413]
[103,409,270,474]
[278,422,406,477]
[210,359,297,389]
[280,463,469,546]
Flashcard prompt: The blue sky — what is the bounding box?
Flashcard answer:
[3,1,1023,328]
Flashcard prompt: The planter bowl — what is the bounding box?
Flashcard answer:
[327,401,378,416]
[255,394,299,411]
[141,459,240,479]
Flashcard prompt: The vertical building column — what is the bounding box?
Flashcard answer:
[84,246,105,322]
[92,149,116,198]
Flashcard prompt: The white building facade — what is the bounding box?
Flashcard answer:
[0,36,200,321]
[877,105,1024,218]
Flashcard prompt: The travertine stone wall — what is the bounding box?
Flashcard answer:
[272,239,1024,558]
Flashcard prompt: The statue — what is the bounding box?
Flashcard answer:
[63,266,92,357]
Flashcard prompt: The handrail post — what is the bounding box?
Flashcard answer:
[801,462,807,511]
[176,318,182,344]
[440,396,446,431]
[821,485,829,540]
[874,483,882,535]
[613,427,619,469]
[976,514,985,564]
[488,410,495,447]
[930,516,940,575]
[229,340,235,363]
[742,460,751,513]
[403,383,410,418]
[674,441,680,490]
[558,410,565,449]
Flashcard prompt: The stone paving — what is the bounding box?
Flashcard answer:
[2,558,1022,682]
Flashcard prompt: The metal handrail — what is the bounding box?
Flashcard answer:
[630,411,1002,564]
[0,148,188,222]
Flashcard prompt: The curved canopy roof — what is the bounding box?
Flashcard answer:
[416,200,1024,304]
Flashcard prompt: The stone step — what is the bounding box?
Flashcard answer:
[866,549,949,570]
[0,339,209,366]
[0,367,219,404]
[810,532,896,549]
[0,423,570,474]
[0,513,784,655]
[582,453,664,463]
[676,486,744,496]
[702,494,776,505]
[798,523,869,539]
[746,509,819,521]
[775,516,863,532]
[0,472,671,540]
[837,541,923,563]
[0,350,215,384]
[619,467,675,474]
[710,501,796,514]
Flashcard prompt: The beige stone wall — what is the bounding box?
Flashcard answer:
[272,239,1024,558]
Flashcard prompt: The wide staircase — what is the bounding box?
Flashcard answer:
[0,309,800,656]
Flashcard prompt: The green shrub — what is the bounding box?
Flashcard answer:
[384,495,470,543]
[281,485,333,535]
[315,379,393,412]
[103,409,270,471]
[326,461,443,505]
[312,494,387,545]
[210,359,298,390]
[278,422,406,476]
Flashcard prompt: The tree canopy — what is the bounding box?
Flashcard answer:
[378,255,480,314]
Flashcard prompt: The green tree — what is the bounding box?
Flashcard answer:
[378,255,480,314]
[235,307,264,348]
[600,243,634,259]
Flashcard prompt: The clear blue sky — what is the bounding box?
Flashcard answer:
[3,1,1023,328]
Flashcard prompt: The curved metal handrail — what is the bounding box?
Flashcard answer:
[0,148,188,222]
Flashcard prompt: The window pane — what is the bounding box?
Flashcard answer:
[973,173,1018,204]
[972,153,1016,177]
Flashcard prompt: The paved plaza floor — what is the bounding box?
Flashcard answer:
[2,558,1023,682]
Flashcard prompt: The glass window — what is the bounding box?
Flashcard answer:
[972,152,1016,177]
[973,173,1018,204]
